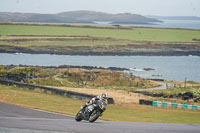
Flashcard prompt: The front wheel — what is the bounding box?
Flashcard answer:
[75,111,82,122]
[89,110,101,123]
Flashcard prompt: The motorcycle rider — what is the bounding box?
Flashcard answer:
[80,92,108,120]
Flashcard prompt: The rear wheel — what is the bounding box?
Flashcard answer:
[89,110,101,122]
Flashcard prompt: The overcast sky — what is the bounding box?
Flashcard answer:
[1,0,200,16]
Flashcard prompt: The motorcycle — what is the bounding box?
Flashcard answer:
[75,100,107,122]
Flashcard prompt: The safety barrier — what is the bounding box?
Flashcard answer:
[0,78,114,104]
[139,99,153,106]
[140,99,200,111]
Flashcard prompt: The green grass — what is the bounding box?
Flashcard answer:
[104,104,200,124]
[149,86,200,97]
[1,24,200,42]
[0,84,200,124]
[0,84,86,115]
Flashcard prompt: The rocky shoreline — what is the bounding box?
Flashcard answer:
[2,64,155,72]
[0,48,200,56]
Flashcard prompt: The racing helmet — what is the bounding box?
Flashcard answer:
[101,92,108,100]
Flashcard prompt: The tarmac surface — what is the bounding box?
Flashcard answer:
[138,81,174,91]
[0,102,200,133]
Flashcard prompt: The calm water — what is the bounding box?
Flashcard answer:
[155,19,200,29]
[85,19,200,29]
[0,53,200,82]
[108,19,200,29]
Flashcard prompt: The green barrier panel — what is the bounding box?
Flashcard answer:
[171,103,177,108]
[192,105,198,110]
[182,104,188,109]
[162,102,167,107]
[152,101,157,107]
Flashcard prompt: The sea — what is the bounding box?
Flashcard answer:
[0,53,200,82]
[94,19,200,30]
[135,19,200,30]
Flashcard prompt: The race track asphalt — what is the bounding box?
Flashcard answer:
[0,102,200,133]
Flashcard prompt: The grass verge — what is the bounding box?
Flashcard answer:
[0,84,200,124]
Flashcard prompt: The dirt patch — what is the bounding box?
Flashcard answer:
[50,86,154,104]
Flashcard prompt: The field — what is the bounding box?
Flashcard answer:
[0,23,200,56]
[1,24,200,42]
[0,84,200,124]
